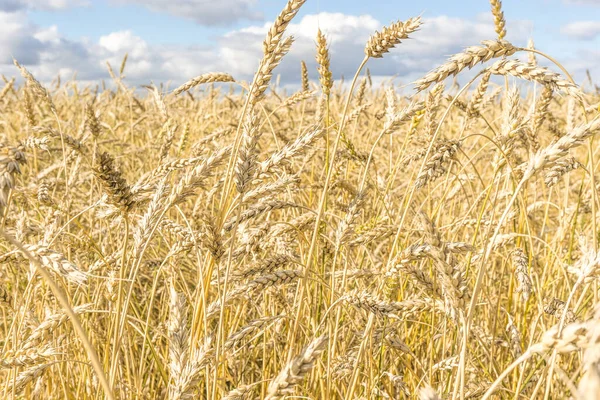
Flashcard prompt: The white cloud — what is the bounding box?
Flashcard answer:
[247,12,533,85]
[0,0,88,12]
[9,10,591,92]
[109,0,261,26]
[561,21,600,40]
[0,11,45,64]
[563,0,600,4]
[99,31,148,57]
[215,13,383,82]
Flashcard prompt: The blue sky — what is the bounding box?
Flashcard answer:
[1,0,599,89]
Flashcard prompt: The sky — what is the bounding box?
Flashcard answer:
[0,0,599,91]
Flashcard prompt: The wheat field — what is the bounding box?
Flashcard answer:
[1,0,600,399]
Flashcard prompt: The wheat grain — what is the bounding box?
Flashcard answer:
[488,59,584,102]
[365,17,422,59]
[489,0,507,39]
[414,40,517,92]
[316,29,333,96]
[173,73,235,95]
[265,336,328,399]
